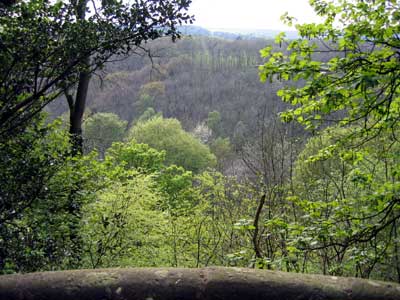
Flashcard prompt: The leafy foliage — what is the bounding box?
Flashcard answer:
[291,126,400,279]
[0,118,107,272]
[128,116,216,173]
[206,111,222,137]
[3,0,400,284]
[260,0,400,134]
[209,137,234,171]
[106,140,166,174]
[80,176,168,268]
[0,0,193,140]
[259,0,400,280]
[83,112,127,157]
[0,0,194,272]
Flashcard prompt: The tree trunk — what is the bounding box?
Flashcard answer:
[0,267,399,300]
[68,0,90,156]
[69,64,90,156]
[252,194,265,261]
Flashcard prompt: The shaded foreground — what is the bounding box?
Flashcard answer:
[0,267,399,300]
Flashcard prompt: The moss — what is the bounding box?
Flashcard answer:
[83,271,120,287]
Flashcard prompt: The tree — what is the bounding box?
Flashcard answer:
[290,126,400,279]
[0,118,70,272]
[235,113,300,270]
[0,118,109,272]
[136,107,162,123]
[133,81,166,118]
[0,0,193,270]
[106,140,165,174]
[63,0,193,154]
[83,112,127,158]
[80,176,169,268]
[260,0,400,133]
[0,0,193,152]
[209,137,234,171]
[259,0,400,280]
[128,116,216,173]
[81,140,203,268]
[206,110,222,137]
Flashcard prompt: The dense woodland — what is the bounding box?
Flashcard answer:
[48,36,286,142]
[1,0,399,285]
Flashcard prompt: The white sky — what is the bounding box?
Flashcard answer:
[188,0,321,31]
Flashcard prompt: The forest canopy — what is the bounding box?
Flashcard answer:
[0,0,399,284]
[259,0,400,279]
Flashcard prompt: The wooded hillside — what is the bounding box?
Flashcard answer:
[1,0,399,287]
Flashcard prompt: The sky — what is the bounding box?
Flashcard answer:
[188,0,321,31]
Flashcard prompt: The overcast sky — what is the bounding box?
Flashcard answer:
[188,0,320,31]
